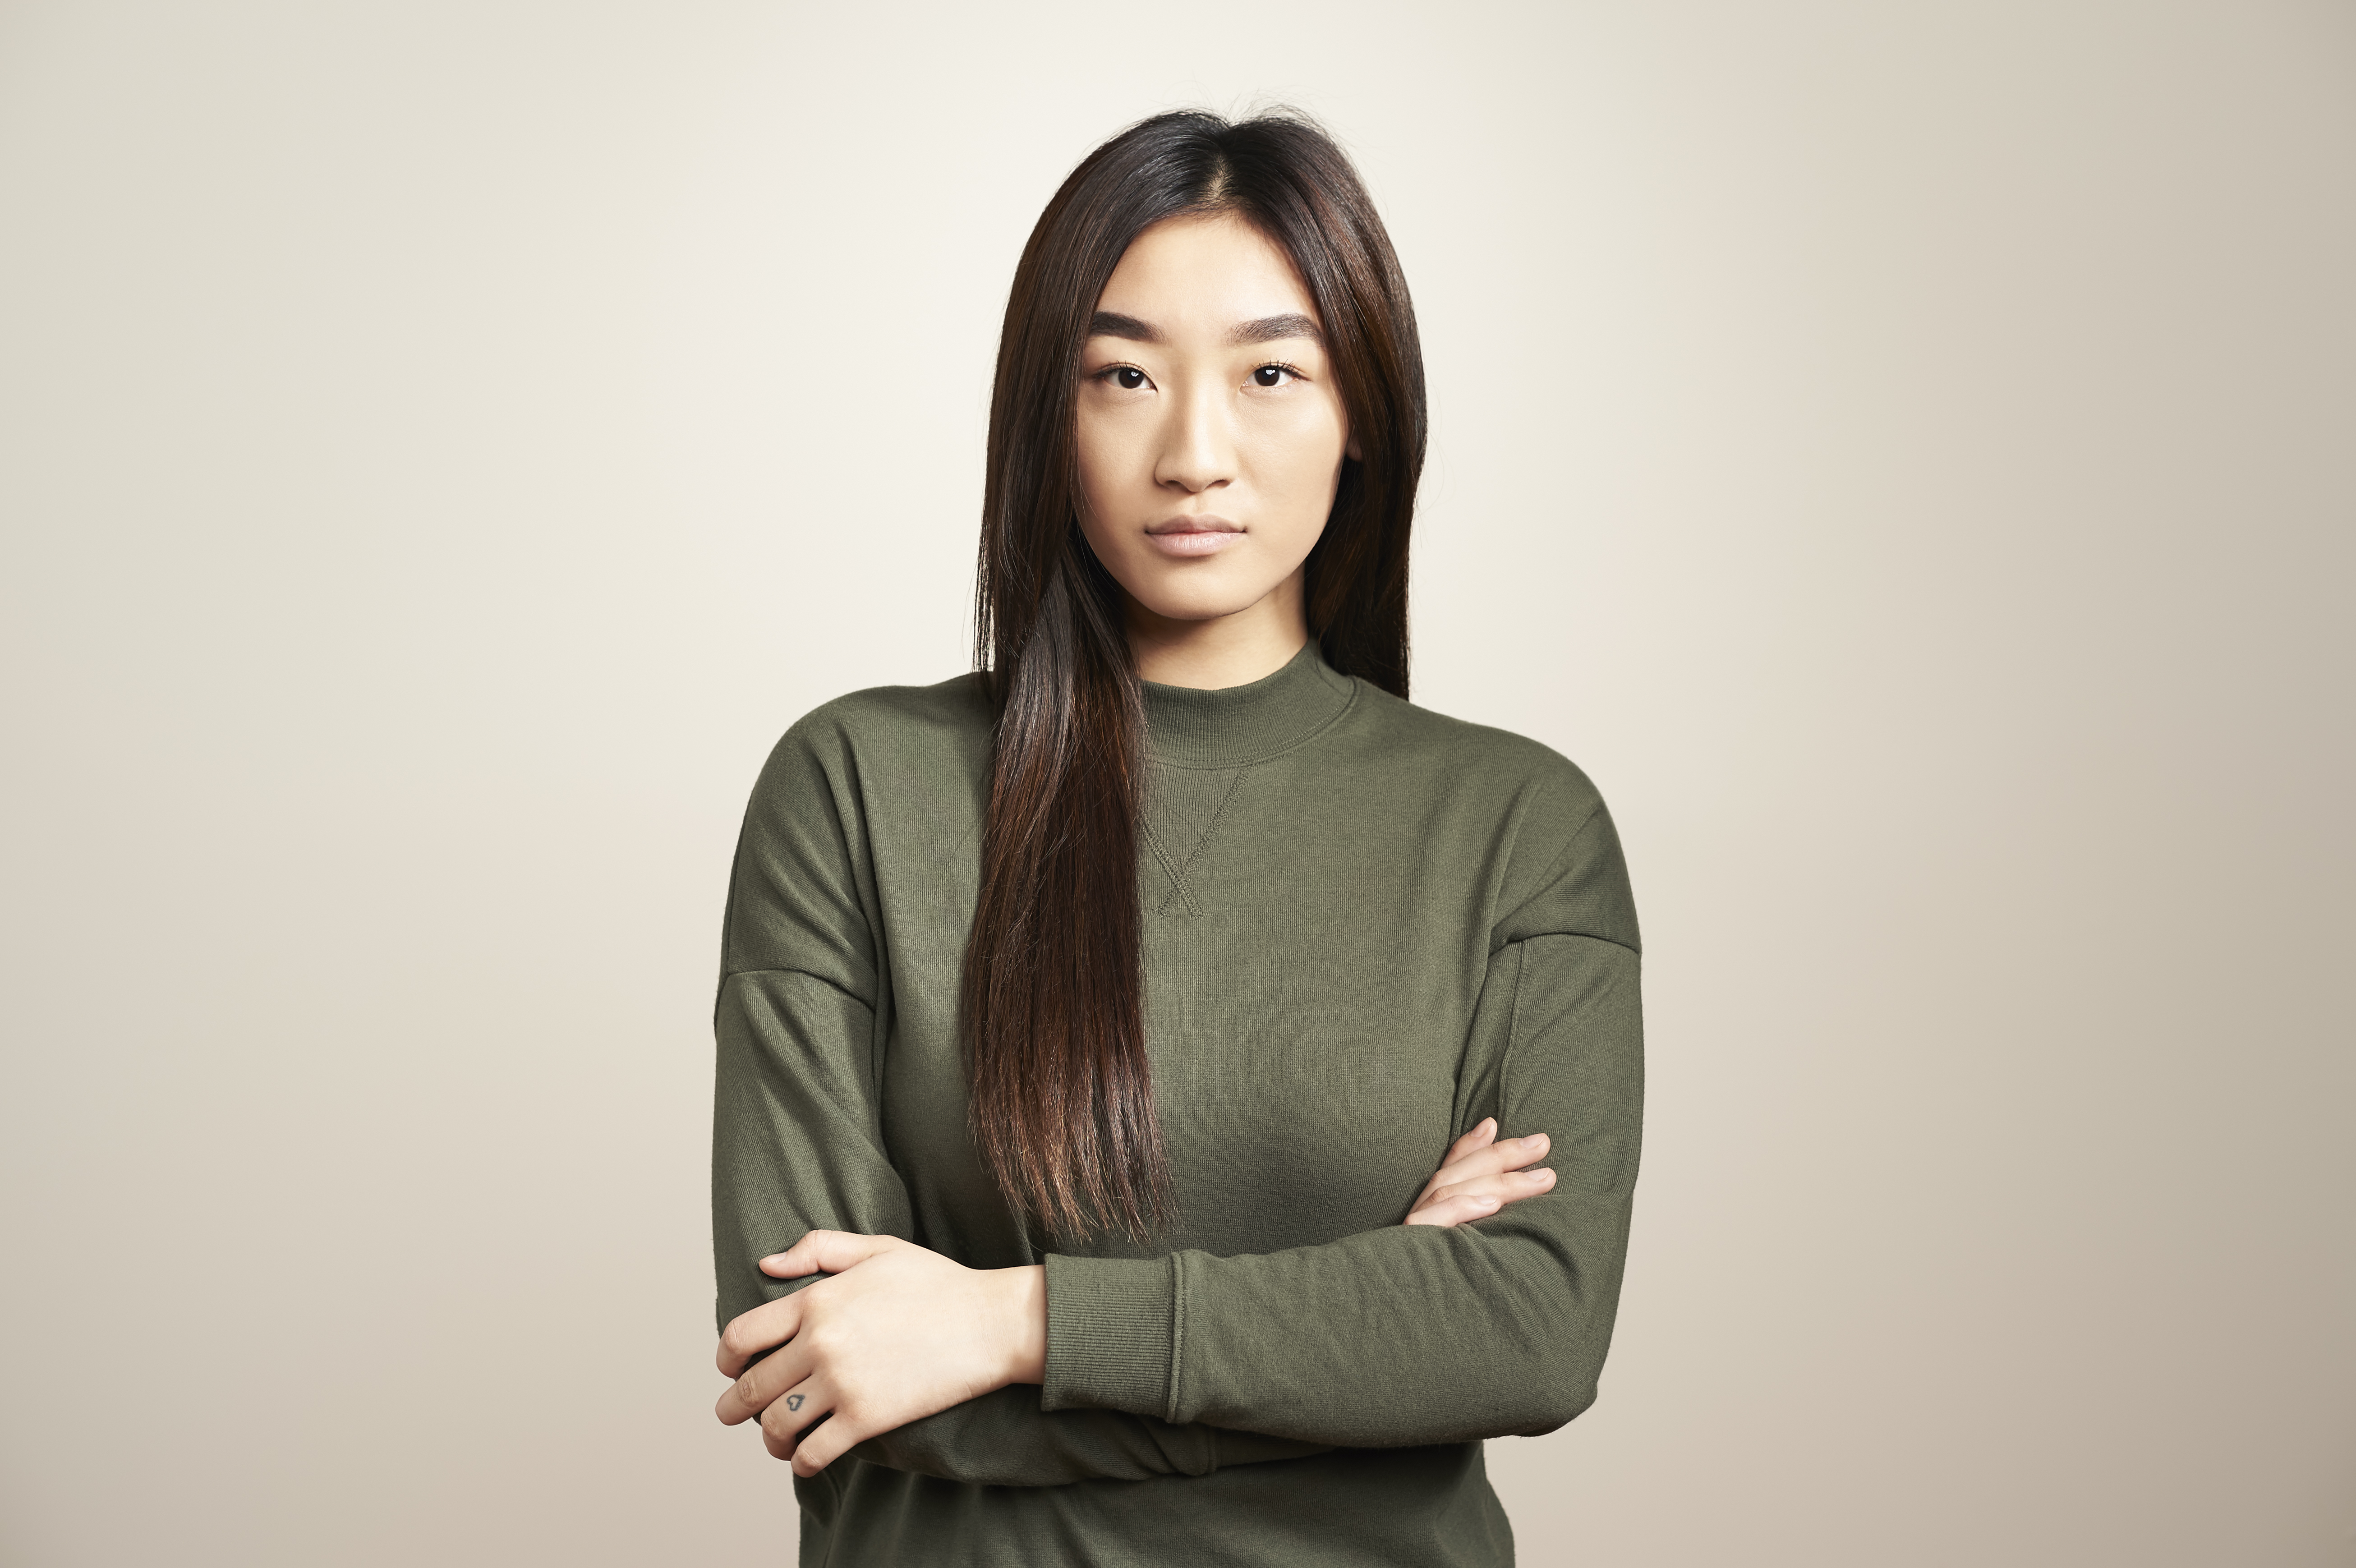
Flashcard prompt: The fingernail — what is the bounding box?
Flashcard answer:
[1520,1134,1547,1150]
[1480,1118,1496,1135]
[1472,1195,1499,1209]
[1527,1168,1554,1184]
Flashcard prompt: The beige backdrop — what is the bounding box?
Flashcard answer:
[2,2,2350,1563]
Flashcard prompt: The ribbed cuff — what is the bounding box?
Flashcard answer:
[1039,1254,1176,1419]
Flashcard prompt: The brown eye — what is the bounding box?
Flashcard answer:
[1253,365,1291,388]
[1112,367,1146,390]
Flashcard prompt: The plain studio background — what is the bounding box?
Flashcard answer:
[2,2,2350,1563]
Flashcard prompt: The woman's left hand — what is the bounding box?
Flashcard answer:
[714,1232,1047,1476]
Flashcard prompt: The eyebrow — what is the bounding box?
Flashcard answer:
[1228,313,1322,347]
[1088,311,1161,343]
[1085,310,1324,347]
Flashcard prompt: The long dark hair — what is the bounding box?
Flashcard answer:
[962,110,1426,1242]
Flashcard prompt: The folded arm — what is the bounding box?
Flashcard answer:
[715,965,1335,1485]
[1039,930,1641,1447]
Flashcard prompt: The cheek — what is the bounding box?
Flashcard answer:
[1247,400,1351,510]
[1073,411,1150,518]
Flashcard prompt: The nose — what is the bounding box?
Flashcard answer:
[1152,378,1234,496]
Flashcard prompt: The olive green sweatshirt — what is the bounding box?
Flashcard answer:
[713,640,1643,1567]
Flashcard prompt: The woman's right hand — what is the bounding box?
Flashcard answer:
[1402,1118,1554,1227]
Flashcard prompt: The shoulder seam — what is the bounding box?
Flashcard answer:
[717,966,877,1007]
[1502,930,1642,960]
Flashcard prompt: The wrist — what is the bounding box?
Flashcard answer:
[994,1264,1048,1386]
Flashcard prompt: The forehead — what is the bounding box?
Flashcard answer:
[1094,213,1319,333]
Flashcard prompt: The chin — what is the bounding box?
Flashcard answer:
[1125,579,1281,626]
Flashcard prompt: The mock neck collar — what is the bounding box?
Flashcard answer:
[1140,639,1357,768]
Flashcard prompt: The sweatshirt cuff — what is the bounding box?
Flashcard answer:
[1039,1254,1176,1419]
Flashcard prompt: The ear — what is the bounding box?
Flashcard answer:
[1345,434,1363,463]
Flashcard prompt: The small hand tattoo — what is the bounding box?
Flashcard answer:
[786,1394,805,1412]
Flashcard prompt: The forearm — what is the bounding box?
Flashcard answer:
[1040,934,1642,1449]
[848,1390,1334,1486]
[727,1247,1334,1485]
[1044,1219,1621,1447]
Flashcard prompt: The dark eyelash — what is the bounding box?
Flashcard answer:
[1089,362,1303,383]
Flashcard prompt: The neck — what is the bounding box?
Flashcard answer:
[1125,570,1311,690]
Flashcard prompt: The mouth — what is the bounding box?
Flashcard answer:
[1143,515,1245,558]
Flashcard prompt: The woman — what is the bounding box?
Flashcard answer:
[710,110,1641,1567]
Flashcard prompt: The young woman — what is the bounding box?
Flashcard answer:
[710,110,1641,1567]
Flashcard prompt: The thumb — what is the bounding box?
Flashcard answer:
[759,1229,901,1279]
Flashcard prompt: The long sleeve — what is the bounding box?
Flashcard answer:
[712,715,1332,1487]
[1039,800,1644,1448]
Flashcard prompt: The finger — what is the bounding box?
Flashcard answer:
[1430,1167,1557,1211]
[1442,1117,1499,1166]
[1406,1166,1559,1228]
[1410,1120,1508,1209]
[717,1336,813,1426]
[791,1398,867,1477]
[716,1290,806,1378]
[1427,1131,1550,1191]
[760,1376,832,1460]
[759,1230,904,1280]
[1403,1191,1502,1228]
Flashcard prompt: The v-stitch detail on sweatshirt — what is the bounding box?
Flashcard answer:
[1140,824,1201,918]
[1144,765,1252,917]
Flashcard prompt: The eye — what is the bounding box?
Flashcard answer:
[1107,366,1147,390]
[1252,363,1299,388]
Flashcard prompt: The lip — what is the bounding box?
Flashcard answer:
[1143,515,1245,559]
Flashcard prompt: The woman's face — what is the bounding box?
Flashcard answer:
[1073,212,1355,633]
